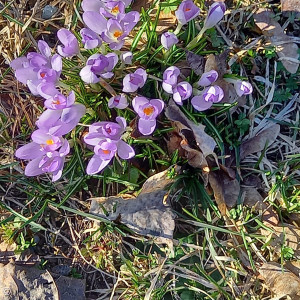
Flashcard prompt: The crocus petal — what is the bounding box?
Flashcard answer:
[84,132,104,146]
[198,70,219,87]
[175,0,200,25]
[149,99,164,114]
[86,155,111,175]
[25,157,45,176]
[132,96,149,113]
[191,95,213,111]
[15,142,43,160]
[161,32,178,50]
[61,103,86,124]
[10,57,28,70]
[66,91,76,107]
[52,168,63,182]
[15,67,37,85]
[82,0,103,12]
[138,118,156,135]
[37,83,60,99]
[203,2,226,30]
[83,11,108,35]
[117,140,135,159]
[80,65,99,84]
[36,109,62,130]
[51,54,62,73]
[116,116,126,130]
[38,40,51,58]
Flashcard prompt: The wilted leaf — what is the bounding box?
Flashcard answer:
[186,51,205,76]
[261,225,300,257]
[90,167,178,241]
[259,262,300,298]
[242,187,265,210]
[180,140,208,169]
[240,124,280,160]
[165,100,216,157]
[208,169,240,215]
[254,8,299,74]
[285,260,300,277]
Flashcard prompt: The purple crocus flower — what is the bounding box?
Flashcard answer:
[132,97,164,135]
[161,32,178,50]
[175,0,200,25]
[162,66,180,94]
[173,81,192,105]
[197,70,218,87]
[36,100,86,136]
[10,40,62,96]
[108,94,128,109]
[101,12,140,50]
[57,29,80,57]
[191,85,224,111]
[84,116,126,145]
[203,2,226,31]
[120,51,133,65]
[15,134,70,182]
[99,1,125,18]
[80,53,118,83]
[84,117,134,175]
[80,28,102,49]
[234,80,253,97]
[83,11,108,35]
[123,68,147,93]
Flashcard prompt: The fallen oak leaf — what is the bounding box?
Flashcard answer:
[165,100,216,158]
[240,124,280,160]
[253,8,299,74]
[259,262,300,298]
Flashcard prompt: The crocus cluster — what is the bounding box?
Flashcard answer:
[11,36,85,181]
[84,117,135,174]
[162,66,192,105]
[191,70,224,111]
[10,40,62,97]
[81,0,140,50]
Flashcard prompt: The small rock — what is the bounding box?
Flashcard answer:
[42,5,58,20]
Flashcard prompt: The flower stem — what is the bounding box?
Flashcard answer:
[173,23,183,35]
[98,77,117,96]
[77,52,86,62]
[186,28,206,50]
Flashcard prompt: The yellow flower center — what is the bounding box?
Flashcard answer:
[113,30,122,38]
[102,149,111,155]
[46,139,54,145]
[111,6,119,14]
[143,106,154,116]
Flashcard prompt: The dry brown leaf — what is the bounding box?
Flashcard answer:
[240,124,280,160]
[259,262,300,298]
[261,224,300,257]
[281,0,300,14]
[90,167,178,241]
[208,170,240,215]
[165,100,216,157]
[180,140,208,169]
[242,187,265,210]
[285,260,300,277]
[186,51,205,76]
[254,8,299,74]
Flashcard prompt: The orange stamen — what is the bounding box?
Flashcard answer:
[111,6,119,14]
[185,8,191,11]
[46,139,54,145]
[113,30,122,38]
[102,149,110,155]
[143,106,154,116]
[52,99,60,105]
[40,72,46,78]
